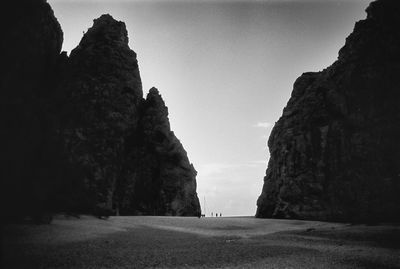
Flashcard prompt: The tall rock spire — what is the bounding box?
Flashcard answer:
[126,88,201,216]
[60,14,143,213]
[58,15,200,216]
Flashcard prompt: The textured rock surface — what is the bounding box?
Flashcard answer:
[59,15,200,216]
[122,88,200,216]
[59,14,143,213]
[2,2,200,218]
[257,0,400,222]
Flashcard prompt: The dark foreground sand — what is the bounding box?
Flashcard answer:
[1,216,399,268]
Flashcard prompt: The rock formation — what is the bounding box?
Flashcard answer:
[1,0,200,219]
[1,0,64,219]
[59,14,143,214]
[256,0,400,222]
[123,88,200,216]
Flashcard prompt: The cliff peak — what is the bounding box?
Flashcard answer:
[366,0,400,22]
[77,13,129,49]
[149,87,160,95]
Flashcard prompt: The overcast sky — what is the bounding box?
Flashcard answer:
[49,0,368,216]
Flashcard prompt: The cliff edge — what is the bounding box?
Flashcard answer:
[256,0,400,222]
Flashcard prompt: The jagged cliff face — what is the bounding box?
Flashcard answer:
[2,1,200,218]
[126,88,200,216]
[60,14,143,212]
[256,0,400,222]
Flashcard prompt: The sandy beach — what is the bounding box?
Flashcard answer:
[1,216,399,268]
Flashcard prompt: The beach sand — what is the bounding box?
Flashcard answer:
[2,216,399,268]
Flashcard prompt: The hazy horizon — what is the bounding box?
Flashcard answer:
[49,0,368,216]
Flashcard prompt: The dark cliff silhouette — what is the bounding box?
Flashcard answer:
[1,0,200,221]
[256,0,400,222]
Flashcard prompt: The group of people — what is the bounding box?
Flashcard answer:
[197,212,223,218]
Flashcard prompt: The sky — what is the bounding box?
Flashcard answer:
[49,0,368,216]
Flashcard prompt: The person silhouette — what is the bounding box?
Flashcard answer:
[220,213,222,217]
[211,212,213,217]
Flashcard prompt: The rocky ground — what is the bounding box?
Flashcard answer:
[1,216,399,268]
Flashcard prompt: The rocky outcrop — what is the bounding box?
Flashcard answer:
[59,15,200,216]
[122,88,200,216]
[2,1,200,218]
[256,0,400,222]
[59,14,143,213]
